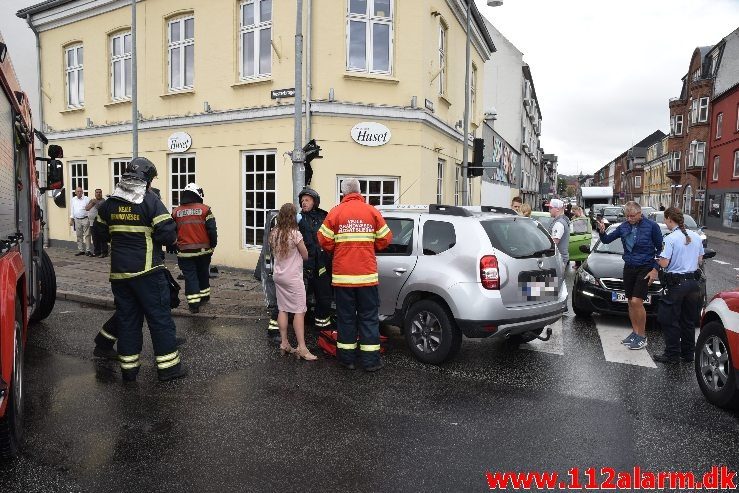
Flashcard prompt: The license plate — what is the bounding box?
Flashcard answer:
[612,292,651,304]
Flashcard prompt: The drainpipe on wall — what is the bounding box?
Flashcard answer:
[26,14,49,248]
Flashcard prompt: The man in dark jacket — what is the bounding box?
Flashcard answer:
[172,183,217,313]
[93,157,186,382]
[597,201,662,351]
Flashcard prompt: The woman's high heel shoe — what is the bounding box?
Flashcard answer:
[295,348,318,361]
[280,345,296,356]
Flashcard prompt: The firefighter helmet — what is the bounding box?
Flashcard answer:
[298,187,320,209]
[183,182,204,200]
[123,157,158,184]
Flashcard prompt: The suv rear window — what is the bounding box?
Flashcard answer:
[481,218,554,259]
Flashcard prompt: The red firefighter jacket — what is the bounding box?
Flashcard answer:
[317,193,392,287]
[172,203,217,257]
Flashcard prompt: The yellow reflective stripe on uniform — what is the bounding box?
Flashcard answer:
[109,264,164,280]
[156,351,179,363]
[332,273,379,284]
[119,354,140,362]
[318,267,327,276]
[151,214,171,226]
[199,288,211,294]
[177,248,213,258]
[120,361,141,370]
[205,213,215,221]
[158,355,181,369]
[269,319,278,327]
[144,230,153,272]
[95,215,107,225]
[334,232,376,243]
[375,225,390,238]
[99,329,117,341]
[319,224,335,239]
[109,225,153,233]
[360,344,381,352]
[337,342,358,350]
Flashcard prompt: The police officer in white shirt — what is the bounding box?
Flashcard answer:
[69,186,92,256]
[654,207,705,364]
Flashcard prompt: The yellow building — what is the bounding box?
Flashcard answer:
[19,0,495,269]
[644,136,670,209]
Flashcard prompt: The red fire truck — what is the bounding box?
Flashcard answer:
[0,34,62,458]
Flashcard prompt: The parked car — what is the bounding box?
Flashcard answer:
[695,290,739,409]
[572,224,715,318]
[530,211,592,264]
[640,206,656,217]
[601,206,625,224]
[258,204,569,364]
[647,211,707,247]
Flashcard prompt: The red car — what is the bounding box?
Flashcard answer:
[696,291,739,409]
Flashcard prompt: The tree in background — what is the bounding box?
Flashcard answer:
[566,185,576,198]
[557,177,568,197]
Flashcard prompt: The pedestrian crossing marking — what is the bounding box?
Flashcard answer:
[521,319,564,355]
[712,260,731,265]
[595,319,657,368]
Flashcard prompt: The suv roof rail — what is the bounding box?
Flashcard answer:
[429,204,473,217]
[375,204,429,211]
[480,205,519,215]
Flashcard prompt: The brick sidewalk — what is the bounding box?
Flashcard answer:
[48,246,268,321]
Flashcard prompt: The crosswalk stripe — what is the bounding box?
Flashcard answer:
[522,319,564,355]
[595,319,657,368]
[712,260,731,265]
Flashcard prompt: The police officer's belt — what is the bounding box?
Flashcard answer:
[663,271,698,285]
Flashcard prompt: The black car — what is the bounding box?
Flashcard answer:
[572,225,715,318]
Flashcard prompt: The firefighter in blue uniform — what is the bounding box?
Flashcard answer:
[94,157,186,382]
[265,187,332,341]
[172,183,217,313]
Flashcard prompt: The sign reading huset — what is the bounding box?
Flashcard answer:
[350,122,391,147]
[168,132,192,152]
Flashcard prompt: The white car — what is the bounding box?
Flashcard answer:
[647,211,707,247]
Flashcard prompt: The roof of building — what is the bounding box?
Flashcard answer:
[15,0,71,18]
[713,27,739,100]
[633,130,666,149]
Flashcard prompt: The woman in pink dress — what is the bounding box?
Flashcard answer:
[269,203,318,361]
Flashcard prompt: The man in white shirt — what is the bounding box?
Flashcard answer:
[69,186,92,256]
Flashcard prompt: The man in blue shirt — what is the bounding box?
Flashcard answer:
[654,207,705,364]
[597,201,662,350]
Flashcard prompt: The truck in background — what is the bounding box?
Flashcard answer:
[0,33,64,458]
[578,186,614,215]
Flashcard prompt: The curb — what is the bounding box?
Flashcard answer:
[57,290,267,321]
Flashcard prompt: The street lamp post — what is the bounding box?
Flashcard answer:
[131,0,138,158]
[291,0,305,206]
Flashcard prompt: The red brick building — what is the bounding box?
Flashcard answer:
[705,28,739,232]
[667,46,716,222]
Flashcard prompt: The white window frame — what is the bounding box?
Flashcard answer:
[69,161,88,200]
[698,97,709,123]
[716,112,723,140]
[437,159,445,204]
[734,151,739,179]
[713,155,720,181]
[65,44,84,108]
[690,99,698,124]
[634,175,642,188]
[674,114,683,135]
[684,185,693,215]
[346,0,394,75]
[694,141,705,167]
[454,165,461,206]
[240,0,272,80]
[242,150,276,248]
[168,16,195,91]
[671,151,681,172]
[168,153,197,209]
[438,21,447,95]
[111,158,130,190]
[110,31,132,101]
[336,175,399,205]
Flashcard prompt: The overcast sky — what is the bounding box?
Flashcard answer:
[2,0,739,176]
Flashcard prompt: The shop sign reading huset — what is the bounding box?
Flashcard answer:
[168,132,192,153]
[350,122,391,147]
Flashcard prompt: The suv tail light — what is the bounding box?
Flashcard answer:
[480,255,500,290]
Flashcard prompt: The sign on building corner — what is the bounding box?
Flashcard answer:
[351,122,391,147]
[168,132,192,153]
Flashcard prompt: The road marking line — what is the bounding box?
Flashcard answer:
[522,319,564,355]
[712,260,731,265]
[595,319,657,368]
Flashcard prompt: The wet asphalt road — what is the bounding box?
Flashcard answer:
[2,242,739,492]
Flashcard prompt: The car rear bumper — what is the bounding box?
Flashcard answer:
[457,306,567,338]
[573,279,662,316]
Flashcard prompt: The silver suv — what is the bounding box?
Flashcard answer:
[257,204,568,364]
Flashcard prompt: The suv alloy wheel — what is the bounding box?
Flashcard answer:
[404,300,462,365]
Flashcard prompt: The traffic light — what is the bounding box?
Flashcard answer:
[467,138,485,177]
[302,139,322,185]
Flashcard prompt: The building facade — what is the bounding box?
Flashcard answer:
[19,0,495,268]
[518,64,542,208]
[667,46,715,222]
[643,135,670,209]
[705,28,739,232]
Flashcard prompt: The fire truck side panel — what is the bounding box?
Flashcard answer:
[0,251,25,417]
[0,85,15,241]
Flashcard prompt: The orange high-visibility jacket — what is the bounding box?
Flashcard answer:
[172,203,217,256]
[317,193,392,287]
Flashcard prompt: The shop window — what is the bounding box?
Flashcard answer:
[337,175,398,205]
[243,150,276,247]
[168,16,195,91]
[724,193,739,228]
[65,44,84,108]
[240,0,272,79]
[169,154,196,208]
[347,0,393,74]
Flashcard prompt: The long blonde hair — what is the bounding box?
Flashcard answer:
[520,203,532,217]
[270,203,299,259]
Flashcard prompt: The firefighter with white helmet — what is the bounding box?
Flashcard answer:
[172,182,218,313]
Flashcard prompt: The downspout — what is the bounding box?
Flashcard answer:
[305,0,312,142]
[27,14,49,248]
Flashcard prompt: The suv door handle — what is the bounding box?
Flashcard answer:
[393,268,407,275]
